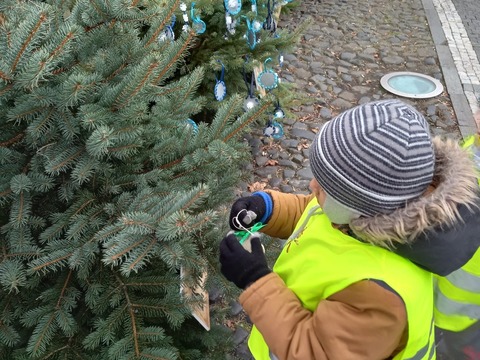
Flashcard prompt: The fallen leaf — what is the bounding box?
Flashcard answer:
[265,159,278,166]
[248,181,267,192]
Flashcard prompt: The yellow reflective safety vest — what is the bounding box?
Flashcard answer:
[434,134,480,332]
[248,199,436,360]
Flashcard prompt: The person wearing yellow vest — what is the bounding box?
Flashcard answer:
[429,133,480,360]
[219,99,480,359]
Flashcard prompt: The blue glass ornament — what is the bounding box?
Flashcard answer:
[273,99,285,118]
[274,105,285,119]
[185,118,199,135]
[225,0,242,15]
[191,2,206,34]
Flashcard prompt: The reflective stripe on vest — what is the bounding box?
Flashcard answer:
[436,290,480,318]
[248,199,435,360]
[433,136,480,332]
[434,247,480,331]
[407,320,436,360]
[447,267,480,292]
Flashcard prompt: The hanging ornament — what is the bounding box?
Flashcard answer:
[185,118,199,135]
[242,64,259,111]
[244,95,259,111]
[263,0,277,35]
[214,61,227,101]
[250,0,263,33]
[180,2,190,32]
[251,0,257,13]
[223,0,238,35]
[225,0,242,15]
[157,15,176,43]
[264,98,284,139]
[243,17,257,50]
[273,99,285,119]
[225,11,237,35]
[191,2,206,34]
[257,58,278,90]
[158,25,175,43]
[263,119,284,139]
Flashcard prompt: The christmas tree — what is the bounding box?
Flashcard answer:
[0,0,285,358]
[178,0,304,110]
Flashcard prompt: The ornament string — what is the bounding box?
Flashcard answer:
[232,209,265,244]
[243,64,255,98]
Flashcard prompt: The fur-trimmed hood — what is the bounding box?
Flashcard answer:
[350,137,480,275]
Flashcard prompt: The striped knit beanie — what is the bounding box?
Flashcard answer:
[309,99,435,217]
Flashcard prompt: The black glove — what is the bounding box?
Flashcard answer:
[229,194,270,230]
[219,234,271,289]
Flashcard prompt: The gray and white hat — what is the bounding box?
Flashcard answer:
[309,99,435,217]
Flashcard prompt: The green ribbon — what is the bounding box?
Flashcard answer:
[234,222,265,244]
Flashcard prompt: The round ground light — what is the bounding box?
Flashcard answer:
[380,72,444,99]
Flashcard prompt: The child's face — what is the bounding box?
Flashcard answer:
[309,178,327,208]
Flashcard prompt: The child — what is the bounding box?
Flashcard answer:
[219,99,480,359]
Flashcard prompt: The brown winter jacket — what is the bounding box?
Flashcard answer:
[239,137,480,360]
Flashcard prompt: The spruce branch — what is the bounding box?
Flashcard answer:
[0,84,13,97]
[11,12,47,73]
[9,191,31,228]
[7,105,45,125]
[82,305,127,350]
[44,146,84,176]
[112,61,160,111]
[0,320,20,347]
[29,250,72,274]
[152,31,196,85]
[144,0,182,47]
[117,274,139,356]
[223,99,273,142]
[25,270,77,357]
[0,70,11,82]
[0,260,26,294]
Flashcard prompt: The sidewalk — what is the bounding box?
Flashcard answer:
[229,0,479,358]
[423,0,480,136]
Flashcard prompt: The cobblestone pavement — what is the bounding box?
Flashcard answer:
[225,0,478,358]
[242,0,462,198]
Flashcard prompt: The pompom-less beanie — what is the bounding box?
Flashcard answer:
[309,99,435,217]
